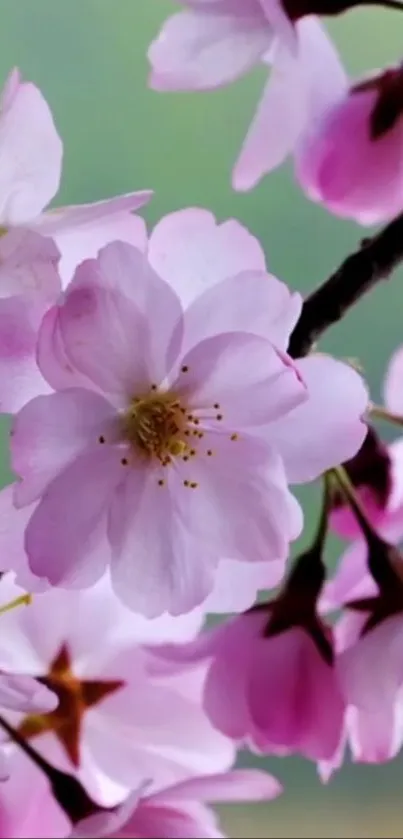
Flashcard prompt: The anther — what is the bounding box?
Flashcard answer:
[193,418,200,426]
[183,480,190,487]
[151,384,157,391]
[98,435,105,444]
[197,432,204,438]
[230,433,238,441]
[216,414,223,421]
[213,403,220,409]
[207,450,213,456]
[190,482,198,489]
[183,455,189,462]
[121,457,128,466]
[158,479,165,486]
[181,365,189,373]
[190,449,196,456]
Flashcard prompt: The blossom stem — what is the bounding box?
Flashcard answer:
[289,211,403,358]
[330,465,376,543]
[370,403,403,428]
[0,713,102,824]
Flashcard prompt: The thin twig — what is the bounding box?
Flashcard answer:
[289,212,403,358]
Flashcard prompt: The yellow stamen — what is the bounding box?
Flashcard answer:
[0,593,32,616]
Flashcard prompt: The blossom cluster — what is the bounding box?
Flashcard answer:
[0,0,401,836]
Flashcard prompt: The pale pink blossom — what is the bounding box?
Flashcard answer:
[6,230,368,615]
[0,575,233,807]
[174,607,345,762]
[8,241,309,615]
[73,769,281,839]
[148,3,347,190]
[295,63,403,225]
[0,754,280,839]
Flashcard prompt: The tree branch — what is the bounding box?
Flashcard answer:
[288,211,403,359]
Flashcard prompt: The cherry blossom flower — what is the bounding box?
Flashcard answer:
[0,574,234,807]
[295,62,403,224]
[5,232,368,615]
[148,2,348,190]
[11,253,306,613]
[0,749,280,839]
[321,498,403,772]
[73,769,282,839]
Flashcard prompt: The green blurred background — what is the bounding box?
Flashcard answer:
[1,1,403,835]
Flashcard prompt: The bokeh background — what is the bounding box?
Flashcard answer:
[1,1,402,835]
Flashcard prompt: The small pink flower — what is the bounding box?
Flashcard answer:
[9,240,309,615]
[0,575,233,806]
[74,769,282,839]
[198,609,345,761]
[148,4,347,190]
[295,63,403,225]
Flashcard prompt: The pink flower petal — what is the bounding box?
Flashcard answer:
[0,486,48,592]
[233,50,305,191]
[109,469,216,617]
[88,242,184,381]
[0,229,61,412]
[0,71,62,224]
[250,628,345,760]
[37,304,97,393]
[0,228,61,299]
[204,557,284,613]
[337,615,403,713]
[148,8,271,91]
[295,86,403,226]
[155,768,282,803]
[55,280,150,402]
[120,800,223,839]
[25,448,123,587]
[179,436,303,564]
[11,388,118,507]
[34,192,151,288]
[0,295,51,414]
[234,17,347,190]
[175,332,306,427]
[148,208,266,308]
[267,354,368,483]
[36,191,152,234]
[181,270,302,352]
[204,612,266,740]
[0,671,57,713]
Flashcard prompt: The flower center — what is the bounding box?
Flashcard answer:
[123,390,190,464]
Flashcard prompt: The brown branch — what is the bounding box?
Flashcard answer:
[288,211,403,359]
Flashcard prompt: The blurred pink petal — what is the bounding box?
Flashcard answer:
[295,64,403,225]
[0,69,62,225]
[148,5,271,91]
[267,354,368,483]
